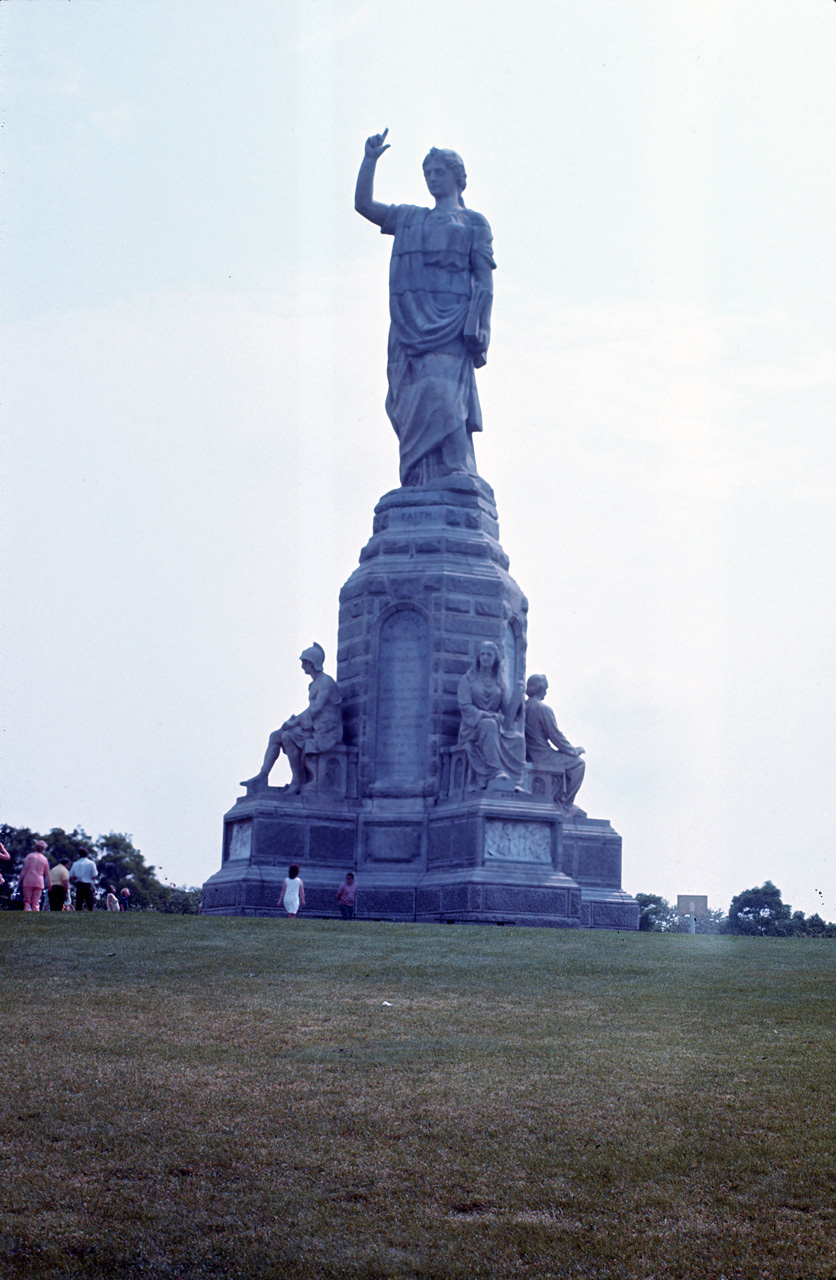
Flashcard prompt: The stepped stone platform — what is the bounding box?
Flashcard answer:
[202,475,638,930]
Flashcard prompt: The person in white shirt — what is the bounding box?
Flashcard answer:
[70,851,98,912]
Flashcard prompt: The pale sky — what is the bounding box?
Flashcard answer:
[3,1,835,916]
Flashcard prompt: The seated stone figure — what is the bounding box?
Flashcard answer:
[457,640,525,789]
[241,643,343,794]
[524,674,585,812]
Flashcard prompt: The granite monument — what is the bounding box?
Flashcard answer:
[201,133,638,929]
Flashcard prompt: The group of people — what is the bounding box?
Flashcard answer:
[277,867,356,920]
[5,839,131,913]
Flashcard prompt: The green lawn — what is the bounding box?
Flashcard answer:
[2,915,835,1279]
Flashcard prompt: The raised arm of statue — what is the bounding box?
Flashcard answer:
[355,129,391,226]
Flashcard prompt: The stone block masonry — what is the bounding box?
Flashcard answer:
[203,472,638,930]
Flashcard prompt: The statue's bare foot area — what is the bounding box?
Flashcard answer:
[240,775,267,790]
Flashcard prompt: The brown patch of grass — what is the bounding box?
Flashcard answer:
[2,916,836,1276]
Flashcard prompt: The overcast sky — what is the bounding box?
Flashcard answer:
[3,0,835,916]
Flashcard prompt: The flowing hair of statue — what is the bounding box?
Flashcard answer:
[423,148,467,207]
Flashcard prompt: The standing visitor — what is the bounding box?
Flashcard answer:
[48,858,72,913]
[0,839,10,886]
[336,873,357,920]
[70,849,98,912]
[119,887,131,911]
[106,884,120,912]
[277,865,305,918]
[20,840,51,912]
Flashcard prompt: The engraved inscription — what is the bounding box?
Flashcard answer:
[375,609,430,786]
[227,821,252,862]
[365,824,422,862]
[484,819,552,864]
[392,508,436,525]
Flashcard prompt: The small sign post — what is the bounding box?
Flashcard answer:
[677,895,709,935]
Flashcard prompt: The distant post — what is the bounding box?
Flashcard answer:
[677,895,709,935]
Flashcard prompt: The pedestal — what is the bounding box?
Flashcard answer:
[202,476,638,930]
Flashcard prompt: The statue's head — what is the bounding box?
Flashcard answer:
[526,674,548,699]
[476,640,501,677]
[299,642,325,673]
[423,147,467,197]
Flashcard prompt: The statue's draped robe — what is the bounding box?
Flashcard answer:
[380,204,495,485]
[457,672,525,787]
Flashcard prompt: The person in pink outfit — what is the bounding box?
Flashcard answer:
[0,839,10,887]
[336,873,357,920]
[20,840,51,912]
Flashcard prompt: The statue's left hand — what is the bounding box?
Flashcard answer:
[364,128,391,160]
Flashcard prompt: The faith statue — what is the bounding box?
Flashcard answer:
[355,130,495,487]
[457,641,525,789]
[241,644,343,794]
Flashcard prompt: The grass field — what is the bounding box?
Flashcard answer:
[2,915,835,1279]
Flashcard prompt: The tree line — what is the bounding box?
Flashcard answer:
[636,881,836,936]
[0,824,201,912]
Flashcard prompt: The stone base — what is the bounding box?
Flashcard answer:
[205,475,639,931]
[201,789,638,929]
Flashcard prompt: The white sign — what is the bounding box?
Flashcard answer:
[677,894,708,917]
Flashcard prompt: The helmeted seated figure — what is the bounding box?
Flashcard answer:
[457,640,525,789]
[241,643,343,794]
[524,674,585,812]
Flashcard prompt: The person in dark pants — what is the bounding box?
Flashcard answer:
[336,873,357,920]
[48,858,72,912]
[70,850,98,912]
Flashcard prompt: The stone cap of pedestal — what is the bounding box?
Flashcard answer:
[223,792,362,822]
[348,478,506,569]
[407,865,580,890]
[376,473,497,514]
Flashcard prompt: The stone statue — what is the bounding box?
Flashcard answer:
[355,130,495,487]
[457,641,525,789]
[241,644,343,794]
[524,674,586,811]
